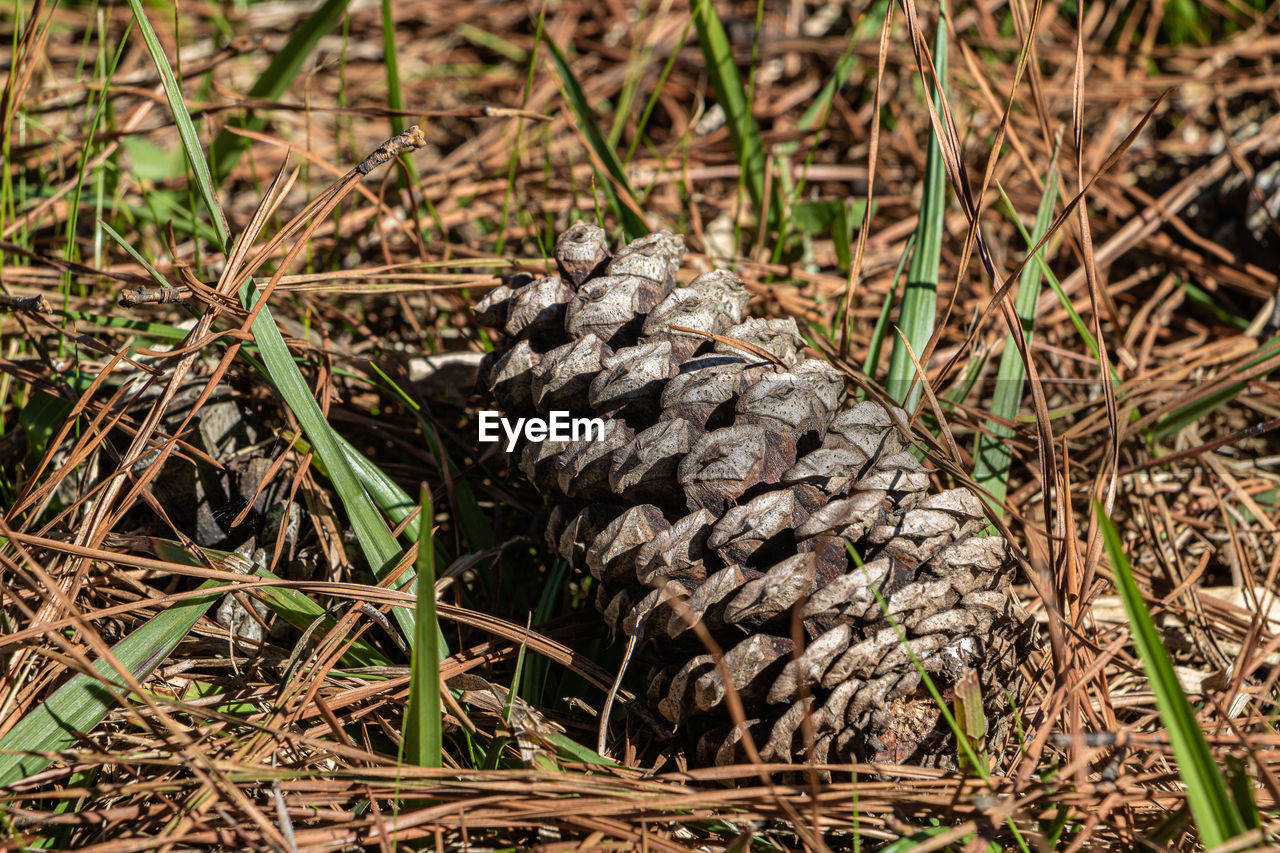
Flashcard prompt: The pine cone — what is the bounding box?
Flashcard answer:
[477,223,1039,768]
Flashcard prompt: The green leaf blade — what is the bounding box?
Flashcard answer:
[972,171,1060,508]
[126,0,409,641]
[691,0,774,226]
[545,38,647,241]
[885,3,948,411]
[0,581,223,787]
[208,0,352,182]
[1096,502,1247,847]
[402,486,443,768]
[124,0,227,250]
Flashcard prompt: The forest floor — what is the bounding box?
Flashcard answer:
[3,0,1280,849]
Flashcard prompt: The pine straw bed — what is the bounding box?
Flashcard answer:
[3,0,1280,848]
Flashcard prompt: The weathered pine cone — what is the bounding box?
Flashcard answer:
[477,221,1039,767]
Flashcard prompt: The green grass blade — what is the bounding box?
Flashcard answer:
[545,38,647,240]
[402,486,442,768]
[854,556,986,781]
[125,0,227,250]
[1151,384,1248,444]
[1183,280,1248,330]
[377,0,419,201]
[774,33,860,236]
[543,731,618,767]
[63,17,132,295]
[520,560,568,709]
[380,0,405,137]
[691,0,775,227]
[99,220,175,290]
[368,363,493,552]
[286,429,425,551]
[241,289,405,622]
[208,0,351,183]
[795,45,859,139]
[505,617,531,725]
[885,2,947,411]
[999,188,1118,386]
[242,579,394,670]
[0,580,224,787]
[862,233,915,378]
[1225,755,1262,831]
[126,0,407,639]
[1149,334,1280,442]
[457,24,528,62]
[1096,502,1247,847]
[495,5,546,254]
[972,168,1060,509]
[338,436,420,541]
[120,197,223,247]
[607,19,656,148]
[58,311,195,342]
[296,429,422,550]
[622,17,693,168]
[952,670,987,773]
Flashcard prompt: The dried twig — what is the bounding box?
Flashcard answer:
[0,293,51,312]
